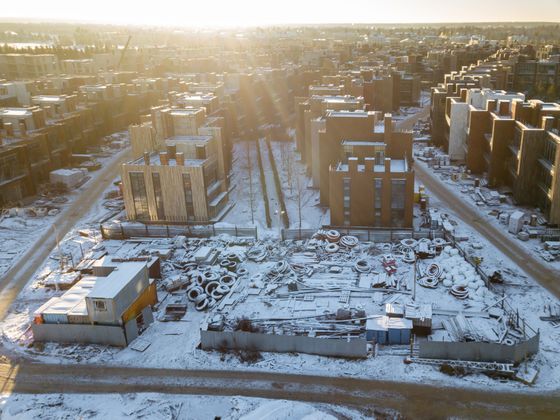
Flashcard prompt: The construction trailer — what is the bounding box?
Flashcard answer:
[32,261,157,347]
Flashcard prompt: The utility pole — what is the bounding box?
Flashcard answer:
[52,224,63,292]
[413,256,417,302]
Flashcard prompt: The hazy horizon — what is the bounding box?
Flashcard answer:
[1,0,559,28]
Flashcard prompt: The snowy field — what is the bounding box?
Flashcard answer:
[0,393,373,420]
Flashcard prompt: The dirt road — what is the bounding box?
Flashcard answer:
[0,361,558,418]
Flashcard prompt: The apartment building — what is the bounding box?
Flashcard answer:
[494,101,560,224]
[431,72,491,149]
[121,140,230,224]
[329,155,414,228]
[172,92,220,115]
[511,58,560,94]
[319,97,414,228]
[449,96,560,224]
[60,59,95,75]
[444,88,525,161]
[301,95,365,176]
[0,54,59,79]
[0,73,165,206]
[129,104,231,174]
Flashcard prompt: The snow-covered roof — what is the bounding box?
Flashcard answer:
[88,262,146,300]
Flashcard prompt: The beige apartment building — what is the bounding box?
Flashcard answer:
[0,54,59,79]
[121,137,230,224]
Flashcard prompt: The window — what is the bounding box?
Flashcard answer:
[129,172,149,220]
[0,154,20,182]
[343,177,351,226]
[391,179,407,227]
[374,178,383,227]
[542,136,557,164]
[93,300,107,311]
[152,173,165,220]
[182,173,195,221]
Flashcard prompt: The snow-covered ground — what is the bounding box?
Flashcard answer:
[268,140,329,229]
[222,140,268,233]
[2,217,559,394]
[414,143,560,271]
[0,393,372,420]
[223,139,328,233]
[1,113,559,400]
[0,132,130,279]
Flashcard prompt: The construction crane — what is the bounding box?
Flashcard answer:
[116,35,132,70]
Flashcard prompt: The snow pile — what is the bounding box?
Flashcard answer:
[240,400,336,420]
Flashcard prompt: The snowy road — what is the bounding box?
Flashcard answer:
[415,162,560,299]
[396,105,560,299]
[0,148,132,320]
[0,360,558,418]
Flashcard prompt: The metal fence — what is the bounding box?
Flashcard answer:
[281,226,444,242]
[100,222,258,240]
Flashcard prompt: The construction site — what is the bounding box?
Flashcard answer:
[1,201,550,389]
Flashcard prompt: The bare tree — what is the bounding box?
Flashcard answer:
[286,142,294,195]
[294,166,314,229]
[245,140,255,224]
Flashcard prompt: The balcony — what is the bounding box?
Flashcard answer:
[538,158,553,173]
[0,170,27,187]
[483,152,491,166]
[537,182,553,200]
[508,144,520,160]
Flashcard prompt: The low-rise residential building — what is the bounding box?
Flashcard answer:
[445,88,525,161]
[121,137,231,224]
[445,95,560,224]
[329,154,414,228]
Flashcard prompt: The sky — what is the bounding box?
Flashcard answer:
[2,0,560,27]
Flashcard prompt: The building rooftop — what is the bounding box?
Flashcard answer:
[0,108,33,118]
[129,152,205,167]
[34,277,97,318]
[88,262,146,300]
[326,110,372,118]
[32,95,67,103]
[335,159,408,173]
[166,135,213,144]
[341,140,385,147]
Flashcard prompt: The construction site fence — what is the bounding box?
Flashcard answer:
[418,332,539,364]
[281,227,444,242]
[201,329,368,358]
[100,222,258,240]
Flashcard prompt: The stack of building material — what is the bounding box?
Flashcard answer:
[43,271,81,290]
[49,168,87,188]
[508,211,525,234]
